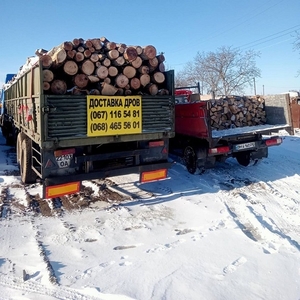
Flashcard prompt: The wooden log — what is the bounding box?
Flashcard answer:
[43,81,51,91]
[149,57,158,68]
[95,66,108,79]
[158,62,165,72]
[117,45,125,54]
[67,50,76,59]
[131,56,143,69]
[105,42,117,50]
[124,89,132,95]
[140,74,150,87]
[115,88,124,96]
[101,82,118,95]
[141,45,157,60]
[138,65,149,74]
[84,49,92,58]
[88,46,95,53]
[115,74,129,88]
[63,60,78,76]
[103,77,111,84]
[107,49,119,60]
[134,45,143,55]
[90,53,100,63]
[123,66,136,79]
[72,38,84,48]
[108,66,118,77]
[123,47,138,62]
[130,78,141,90]
[145,83,158,95]
[91,38,102,51]
[102,58,111,67]
[77,46,85,53]
[112,56,125,67]
[100,37,109,43]
[47,46,67,66]
[75,52,85,62]
[85,40,93,48]
[81,59,95,76]
[35,48,48,57]
[88,75,100,83]
[40,55,52,69]
[151,72,165,84]
[74,74,89,88]
[51,80,67,94]
[157,53,165,63]
[43,69,54,82]
[63,41,73,51]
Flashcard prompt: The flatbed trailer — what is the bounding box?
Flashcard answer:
[171,91,292,174]
[1,62,175,198]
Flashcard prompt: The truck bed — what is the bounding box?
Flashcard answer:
[212,124,292,139]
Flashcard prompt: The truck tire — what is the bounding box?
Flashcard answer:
[236,151,251,167]
[184,146,198,174]
[20,136,37,184]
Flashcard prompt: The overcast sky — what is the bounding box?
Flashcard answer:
[0,0,299,94]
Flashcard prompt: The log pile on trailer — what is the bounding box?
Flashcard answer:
[29,37,169,96]
[208,96,266,130]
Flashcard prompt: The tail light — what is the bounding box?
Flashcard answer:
[209,146,230,154]
[265,138,282,146]
[149,140,164,147]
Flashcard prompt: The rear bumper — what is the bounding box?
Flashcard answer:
[43,161,173,187]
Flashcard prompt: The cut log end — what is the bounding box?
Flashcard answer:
[51,80,67,95]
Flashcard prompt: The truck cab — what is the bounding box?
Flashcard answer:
[0,74,16,145]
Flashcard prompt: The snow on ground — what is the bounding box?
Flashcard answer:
[0,131,300,300]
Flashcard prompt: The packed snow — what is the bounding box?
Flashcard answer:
[0,130,300,300]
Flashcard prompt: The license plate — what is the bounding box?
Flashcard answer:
[55,154,73,168]
[234,142,256,151]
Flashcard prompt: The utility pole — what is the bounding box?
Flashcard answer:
[253,78,256,95]
[262,85,264,95]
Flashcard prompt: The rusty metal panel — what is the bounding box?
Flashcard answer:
[290,102,300,129]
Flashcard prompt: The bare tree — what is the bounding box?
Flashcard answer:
[178,46,261,96]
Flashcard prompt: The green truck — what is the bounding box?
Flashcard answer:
[1,60,175,198]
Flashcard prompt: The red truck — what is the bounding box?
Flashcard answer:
[171,87,293,174]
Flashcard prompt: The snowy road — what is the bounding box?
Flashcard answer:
[0,132,300,299]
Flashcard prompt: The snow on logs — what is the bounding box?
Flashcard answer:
[39,37,168,96]
[208,96,267,130]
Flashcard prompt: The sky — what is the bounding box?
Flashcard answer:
[1,129,300,299]
[0,0,300,95]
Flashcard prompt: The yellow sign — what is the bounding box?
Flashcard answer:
[87,95,142,137]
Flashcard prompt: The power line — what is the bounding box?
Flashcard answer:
[168,0,285,55]
[239,24,300,50]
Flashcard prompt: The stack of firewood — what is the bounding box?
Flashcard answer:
[38,37,168,96]
[209,96,266,130]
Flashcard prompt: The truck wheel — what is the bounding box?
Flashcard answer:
[20,136,37,184]
[236,151,251,167]
[184,146,198,174]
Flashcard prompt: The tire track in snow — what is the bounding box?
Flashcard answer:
[219,180,300,253]
[0,273,104,300]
